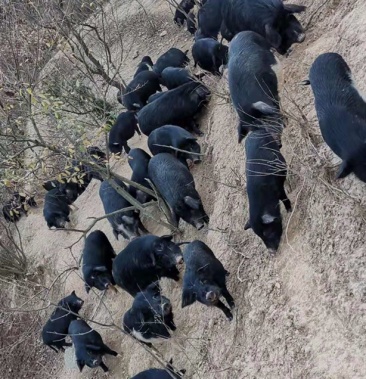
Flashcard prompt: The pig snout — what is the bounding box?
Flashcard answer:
[162,302,172,315]
[206,291,218,304]
[193,157,201,164]
[194,221,205,230]
[176,255,184,265]
[77,299,84,306]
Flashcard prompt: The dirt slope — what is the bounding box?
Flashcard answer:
[16,0,366,378]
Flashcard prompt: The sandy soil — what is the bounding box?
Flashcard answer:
[11,0,366,378]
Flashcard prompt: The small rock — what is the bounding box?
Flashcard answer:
[160,30,167,37]
[132,51,139,59]
[275,282,281,289]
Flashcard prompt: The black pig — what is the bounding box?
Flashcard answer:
[112,235,183,296]
[161,67,204,90]
[197,0,223,39]
[223,0,306,55]
[123,282,176,346]
[182,240,234,320]
[82,230,116,293]
[148,125,202,167]
[138,82,210,136]
[121,71,162,111]
[244,128,291,253]
[131,359,186,379]
[304,52,366,183]
[108,111,140,154]
[149,153,209,229]
[134,56,154,77]
[147,91,165,104]
[192,38,228,75]
[228,31,283,142]
[127,148,154,204]
[174,0,195,26]
[42,291,84,352]
[153,48,190,76]
[43,188,71,229]
[99,178,148,240]
[69,319,118,372]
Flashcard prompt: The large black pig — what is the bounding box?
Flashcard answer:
[223,0,306,55]
[148,153,209,229]
[69,320,118,372]
[123,282,176,346]
[82,230,116,293]
[148,125,202,167]
[304,52,366,183]
[112,235,183,296]
[182,241,234,320]
[42,291,84,352]
[228,31,283,142]
[138,82,210,136]
[244,128,291,253]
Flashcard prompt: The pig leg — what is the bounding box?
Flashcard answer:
[101,344,118,356]
[138,219,150,235]
[187,119,204,136]
[215,300,233,321]
[48,345,59,353]
[135,125,142,136]
[165,318,176,331]
[222,288,235,309]
[99,362,109,372]
[170,211,180,228]
[279,186,292,212]
[123,142,131,154]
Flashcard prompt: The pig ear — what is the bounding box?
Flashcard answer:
[184,136,197,142]
[284,4,306,13]
[265,24,282,49]
[336,161,353,179]
[184,196,200,210]
[244,220,251,230]
[85,283,91,294]
[182,288,197,308]
[146,281,161,295]
[262,214,277,224]
[76,360,85,372]
[121,215,135,225]
[71,290,76,295]
[252,101,277,115]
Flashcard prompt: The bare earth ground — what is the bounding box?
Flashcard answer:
[11,0,366,378]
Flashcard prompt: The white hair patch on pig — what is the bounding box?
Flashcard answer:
[271,55,283,92]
